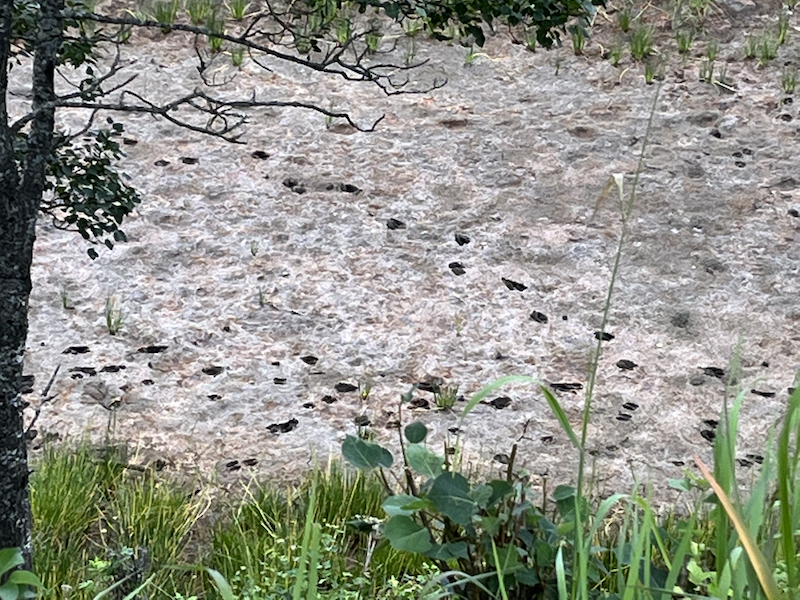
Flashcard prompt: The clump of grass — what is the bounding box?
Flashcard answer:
[778,10,790,45]
[705,38,718,61]
[643,57,663,84]
[60,288,73,309]
[629,24,653,61]
[249,239,259,257]
[434,385,459,410]
[699,58,714,82]
[757,34,780,66]
[569,23,587,55]
[206,10,225,53]
[185,0,213,25]
[226,0,249,21]
[675,29,694,55]
[105,296,123,335]
[782,65,798,95]
[147,0,179,33]
[608,41,624,66]
[617,7,631,32]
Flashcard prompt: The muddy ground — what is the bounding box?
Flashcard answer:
[19,3,800,504]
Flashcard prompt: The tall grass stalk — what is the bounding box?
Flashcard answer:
[571,85,661,600]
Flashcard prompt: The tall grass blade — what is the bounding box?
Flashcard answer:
[292,480,318,600]
[695,456,784,600]
[555,544,568,600]
[776,387,800,593]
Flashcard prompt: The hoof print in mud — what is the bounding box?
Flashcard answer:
[321,395,338,404]
[63,346,90,354]
[408,397,430,409]
[180,156,198,164]
[486,396,512,410]
[700,429,716,443]
[339,183,361,194]
[386,218,406,230]
[334,382,358,393]
[251,150,270,159]
[530,311,548,324]
[594,331,614,341]
[454,233,471,246]
[267,418,298,434]
[448,262,466,275]
[750,389,776,398]
[300,355,318,365]
[616,359,637,370]
[202,366,225,376]
[354,415,370,427]
[701,366,725,379]
[137,345,168,354]
[273,377,287,385]
[501,277,527,291]
[550,382,582,393]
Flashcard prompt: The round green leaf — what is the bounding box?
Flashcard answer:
[384,515,432,554]
[404,421,427,443]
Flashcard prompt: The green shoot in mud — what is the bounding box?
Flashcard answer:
[629,25,653,61]
[782,66,797,95]
[104,296,123,335]
[226,0,250,21]
[146,0,179,33]
[184,0,213,25]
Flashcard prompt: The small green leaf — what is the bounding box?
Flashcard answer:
[404,421,427,443]
[384,515,432,553]
[426,541,469,560]
[406,443,443,479]
[428,472,477,525]
[0,549,23,577]
[382,494,420,517]
[342,435,393,470]
[87,247,98,260]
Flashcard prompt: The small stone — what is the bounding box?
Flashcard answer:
[454,233,471,246]
[387,218,406,230]
[180,157,199,164]
[616,359,637,370]
[252,150,270,159]
[335,382,358,393]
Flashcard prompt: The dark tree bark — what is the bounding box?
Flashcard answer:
[0,0,62,568]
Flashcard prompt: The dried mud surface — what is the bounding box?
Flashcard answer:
[19,8,800,502]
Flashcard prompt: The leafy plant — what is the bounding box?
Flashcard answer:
[705,38,718,61]
[699,58,714,83]
[0,548,42,600]
[617,7,631,32]
[757,34,779,66]
[569,23,586,55]
[364,25,382,53]
[60,288,73,310]
[778,10,790,45]
[608,42,623,66]
[342,381,602,598]
[148,0,179,33]
[185,0,214,25]
[226,0,250,21]
[629,25,653,61]
[434,385,459,410]
[782,65,797,95]
[206,10,225,53]
[104,296,123,335]
[675,29,693,54]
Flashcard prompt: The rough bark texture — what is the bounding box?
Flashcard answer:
[0,0,61,567]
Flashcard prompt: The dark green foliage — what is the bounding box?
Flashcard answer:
[319,0,604,47]
[342,415,608,598]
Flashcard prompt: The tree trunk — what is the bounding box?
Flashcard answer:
[0,0,62,568]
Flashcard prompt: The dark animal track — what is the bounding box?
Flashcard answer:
[335,382,358,393]
[616,359,637,370]
[251,150,270,159]
[138,345,168,354]
[594,331,614,341]
[300,355,318,365]
[550,382,583,393]
[454,233,471,246]
[386,218,406,230]
[267,418,298,434]
[501,278,527,291]
[487,396,512,409]
[63,346,90,354]
[449,262,466,275]
[702,367,725,379]
[750,389,776,398]
[180,157,198,164]
[530,311,548,324]
[202,366,225,376]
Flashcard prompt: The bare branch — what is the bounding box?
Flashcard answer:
[24,364,61,437]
